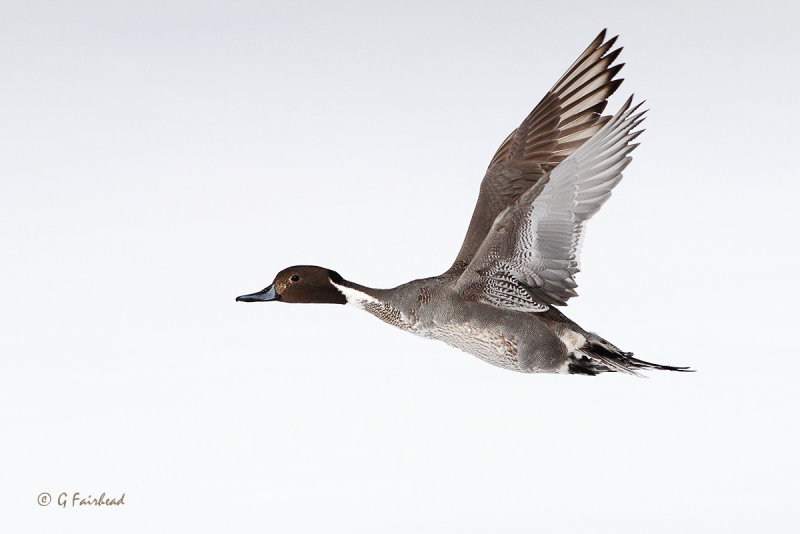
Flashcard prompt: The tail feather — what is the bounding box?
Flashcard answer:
[571,333,692,376]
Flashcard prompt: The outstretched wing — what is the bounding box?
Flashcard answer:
[455,98,645,311]
[448,30,624,274]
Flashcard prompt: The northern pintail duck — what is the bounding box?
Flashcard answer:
[237,30,689,375]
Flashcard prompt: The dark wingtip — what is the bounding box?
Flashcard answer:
[606,48,623,65]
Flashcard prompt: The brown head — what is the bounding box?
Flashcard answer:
[236,265,347,304]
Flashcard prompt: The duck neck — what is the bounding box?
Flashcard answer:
[329,273,383,308]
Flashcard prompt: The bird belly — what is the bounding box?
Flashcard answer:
[420,321,523,372]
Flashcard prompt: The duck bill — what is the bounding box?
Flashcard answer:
[236,285,278,302]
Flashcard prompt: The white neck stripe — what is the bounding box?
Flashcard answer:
[330,280,378,307]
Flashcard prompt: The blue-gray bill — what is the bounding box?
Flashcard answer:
[236,285,278,302]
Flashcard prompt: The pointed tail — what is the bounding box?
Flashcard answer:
[570,333,693,376]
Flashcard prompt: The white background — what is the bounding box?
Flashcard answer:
[2,1,798,532]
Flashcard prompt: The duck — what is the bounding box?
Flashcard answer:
[237,30,689,375]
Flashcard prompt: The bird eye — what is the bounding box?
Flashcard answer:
[291,275,300,282]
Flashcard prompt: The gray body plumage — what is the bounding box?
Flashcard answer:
[336,275,569,372]
[335,272,681,375]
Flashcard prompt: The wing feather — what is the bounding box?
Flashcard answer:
[455,98,645,311]
[448,30,624,273]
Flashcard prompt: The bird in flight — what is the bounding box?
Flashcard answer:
[237,30,689,375]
